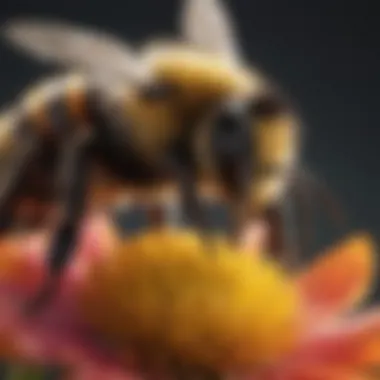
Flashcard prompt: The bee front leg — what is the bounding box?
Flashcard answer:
[25,132,91,316]
[280,196,302,271]
[265,198,301,272]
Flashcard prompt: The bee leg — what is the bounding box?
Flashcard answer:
[281,195,303,270]
[265,199,301,271]
[166,148,208,235]
[24,132,91,316]
[289,176,317,262]
[178,169,207,231]
[226,198,251,245]
[0,132,39,233]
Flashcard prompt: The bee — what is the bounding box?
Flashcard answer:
[0,0,342,313]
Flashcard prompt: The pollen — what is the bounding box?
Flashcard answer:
[76,229,300,371]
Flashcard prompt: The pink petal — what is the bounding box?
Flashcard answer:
[66,363,142,380]
[269,308,380,375]
[239,220,269,257]
[0,213,130,374]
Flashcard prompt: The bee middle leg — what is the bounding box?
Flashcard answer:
[25,132,91,315]
[177,168,208,232]
[166,144,208,235]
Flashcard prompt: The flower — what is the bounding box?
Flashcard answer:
[0,214,298,379]
[0,213,378,380]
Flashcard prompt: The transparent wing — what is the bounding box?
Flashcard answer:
[2,18,150,83]
[180,0,242,63]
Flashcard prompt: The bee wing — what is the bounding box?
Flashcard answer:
[180,0,242,63]
[2,18,151,84]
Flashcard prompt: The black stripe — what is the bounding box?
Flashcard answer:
[84,87,162,184]
[45,94,72,135]
[250,92,289,119]
[210,107,252,197]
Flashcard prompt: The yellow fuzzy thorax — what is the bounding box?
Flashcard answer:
[77,229,300,371]
[146,44,262,101]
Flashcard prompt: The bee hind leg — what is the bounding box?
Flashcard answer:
[24,132,91,316]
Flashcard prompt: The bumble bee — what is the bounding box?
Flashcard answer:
[0,0,342,313]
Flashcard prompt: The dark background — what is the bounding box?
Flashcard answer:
[0,0,379,291]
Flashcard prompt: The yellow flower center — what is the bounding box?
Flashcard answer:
[76,229,300,371]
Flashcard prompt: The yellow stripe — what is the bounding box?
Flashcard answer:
[66,75,88,121]
[23,87,50,131]
[0,113,17,155]
[253,113,299,168]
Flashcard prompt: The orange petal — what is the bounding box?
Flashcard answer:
[296,234,375,321]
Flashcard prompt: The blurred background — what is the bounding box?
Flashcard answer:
[0,0,379,293]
